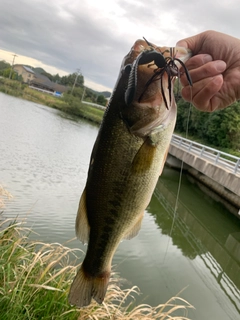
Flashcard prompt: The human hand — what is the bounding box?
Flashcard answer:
[176,30,240,111]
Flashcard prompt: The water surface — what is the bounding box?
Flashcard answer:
[0,92,239,319]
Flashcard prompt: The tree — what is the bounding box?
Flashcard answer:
[96,95,107,106]
[175,99,191,133]
[0,60,11,71]
[71,87,84,99]
[84,88,97,102]
[205,102,240,149]
[52,73,61,83]
[2,68,17,79]
[176,98,240,151]
[60,72,84,87]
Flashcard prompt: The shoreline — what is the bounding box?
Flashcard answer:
[0,77,104,125]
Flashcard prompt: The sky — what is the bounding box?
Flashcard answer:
[0,0,240,92]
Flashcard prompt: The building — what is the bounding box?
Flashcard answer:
[13,64,67,95]
[13,65,35,83]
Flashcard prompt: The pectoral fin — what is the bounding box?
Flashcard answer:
[123,212,144,240]
[131,139,156,174]
[75,188,90,244]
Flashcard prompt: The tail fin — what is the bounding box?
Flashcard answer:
[68,266,110,307]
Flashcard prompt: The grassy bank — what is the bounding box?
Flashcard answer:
[0,78,104,125]
[0,188,193,319]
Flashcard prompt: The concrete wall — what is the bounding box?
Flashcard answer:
[167,144,240,217]
[168,144,240,197]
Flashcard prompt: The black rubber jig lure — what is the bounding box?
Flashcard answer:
[125,38,192,109]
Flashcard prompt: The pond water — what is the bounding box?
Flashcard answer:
[0,92,239,319]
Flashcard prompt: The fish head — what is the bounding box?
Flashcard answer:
[121,39,192,138]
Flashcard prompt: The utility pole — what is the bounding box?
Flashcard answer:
[71,68,81,94]
[81,86,86,102]
[9,54,17,79]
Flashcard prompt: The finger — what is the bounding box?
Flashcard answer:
[181,60,226,87]
[184,54,213,70]
[179,54,213,86]
[181,75,224,112]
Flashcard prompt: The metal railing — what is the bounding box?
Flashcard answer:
[171,134,240,175]
[82,100,106,111]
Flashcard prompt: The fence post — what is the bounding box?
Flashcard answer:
[234,158,240,174]
[200,147,205,157]
[215,152,220,165]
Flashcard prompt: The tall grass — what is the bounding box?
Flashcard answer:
[0,187,193,319]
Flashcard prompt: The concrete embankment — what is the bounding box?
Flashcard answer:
[166,144,240,219]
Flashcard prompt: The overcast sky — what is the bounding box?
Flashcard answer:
[0,0,240,92]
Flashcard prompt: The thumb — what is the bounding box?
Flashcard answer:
[176,33,205,55]
[176,39,189,48]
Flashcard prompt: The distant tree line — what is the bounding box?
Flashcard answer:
[175,98,240,152]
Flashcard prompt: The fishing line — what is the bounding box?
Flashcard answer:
[162,83,193,263]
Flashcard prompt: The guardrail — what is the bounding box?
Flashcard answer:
[82,100,106,111]
[171,134,240,175]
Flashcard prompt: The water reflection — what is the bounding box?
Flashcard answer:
[151,170,240,315]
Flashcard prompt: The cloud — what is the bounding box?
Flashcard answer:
[0,0,240,91]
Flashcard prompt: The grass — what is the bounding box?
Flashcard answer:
[0,77,67,108]
[0,186,193,319]
[61,101,104,124]
[0,78,104,125]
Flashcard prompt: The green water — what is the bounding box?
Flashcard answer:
[0,92,239,319]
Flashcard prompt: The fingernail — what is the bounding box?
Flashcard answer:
[202,54,213,63]
[212,75,223,85]
[214,60,226,72]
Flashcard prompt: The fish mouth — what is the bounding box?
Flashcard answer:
[135,46,192,108]
[128,87,177,138]
[121,40,192,138]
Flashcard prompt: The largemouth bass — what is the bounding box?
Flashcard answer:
[68,39,191,307]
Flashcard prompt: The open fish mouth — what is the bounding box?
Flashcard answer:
[120,39,192,138]
[124,38,192,109]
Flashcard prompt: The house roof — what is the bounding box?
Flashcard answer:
[23,66,35,74]
[31,73,67,93]
[14,64,67,93]
[30,74,54,90]
[14,64,35,74]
